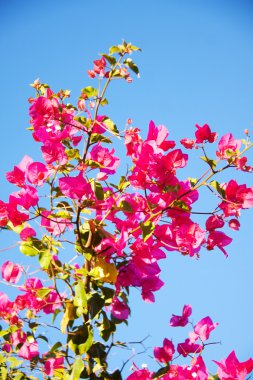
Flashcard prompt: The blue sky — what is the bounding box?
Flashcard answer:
[1,0,253,377]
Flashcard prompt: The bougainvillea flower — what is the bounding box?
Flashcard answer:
[18,341,39,360]
[41,142,68,165]
[6,166,26,187]
[1,261,22,283]
[189,316,218,343]
[180,138,196,149]
[216,133,241,159]
[0,292,14,321]
[20,226,36,241]
[44,356,64,376]
[125,127,142,159]
[205,215,225,231]
[147,120,175,151]
[170,304,192,327]
[229,218,240,231]
[219,180,253,217]
[59,172,93,200]
[154,338,175,363]
[87,143,120,176]
[126,368,153,380]
[111,296,130,320]
[207,230,232,257]
[9,185,39,210]
[26,162,50,186]
[195,124,217,143]
[41,210,73,236]
[213,350,253,380]
[0,200,8,227]
[164,356,208,379]
[177,338,202,357]
[11,330,27,347]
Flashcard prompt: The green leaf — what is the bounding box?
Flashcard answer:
[20,240,39,256]
[172,200,190,211]
[152,365,170,379]
[101,286,115,304]
[100,97,109,106]
[89,293,105,319]
[7,357,23,369]
[200,156,217,170]
[90,133,112,144]
[93,181,104,201]
[109,45,120,54]
[48,341,62,354]
[74,280,87,315]
[68,325,93,355]
[74,116,91,129]
[0,366,7,380]
[140,221,155,241]
[101,54,116,65]
[36,334,49,343]
[69,356,85,380]
[52,309,61,324]
[188,177,198,187]
[209,180,225,198]
[36,288,51,299]
[102,117,119,136]
[123,58,140,75]
[118,176,130,191]
[119,200,133,213]
[66,149,80,160]
[39,250,51,269]
[129,44,141,51]
[81,86,98,98]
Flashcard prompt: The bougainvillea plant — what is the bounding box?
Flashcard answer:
[0,41,252,379]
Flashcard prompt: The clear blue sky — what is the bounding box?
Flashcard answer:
[0,0,253,377]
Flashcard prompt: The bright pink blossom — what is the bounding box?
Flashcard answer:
[0,200,8,226]
[87,143,120,178]
[163,149,188,174]
[217,133,241,159]
[41,211,73,236]
[44,356,64,376]
[219,180,253,217]
[156,218,206,257]
[41,142,68,165]
[165,356,208,379]
[0,292,14,321]
[1,261,22,283]
[125,127,142,159]
[111,296,130,320]
[170,304,192,327]
[126,368,153,380]
[207,230,232,257]
[189,316,218,343]
[154,338,175,363]
[213,351,253,380]
[180,138,195,149]
[177,338,202,357]
[26,162,50,186]
[205,215,225,231]
[6,200,29,227]
[11,330,27,347]
[59,172,94,200]
[229,218,240,231]
[147,120,175,151]
[20,226,36,240]
[6,166,25,187]
[9,185,39,210]
[18,341,39,360]
[195,124,217,143]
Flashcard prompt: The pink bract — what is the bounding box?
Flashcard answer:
[1,261,22,283]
